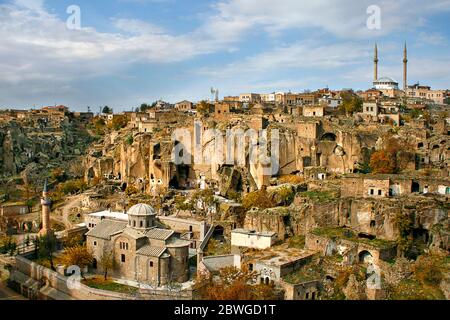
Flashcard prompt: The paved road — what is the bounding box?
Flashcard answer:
[0,282,26,300]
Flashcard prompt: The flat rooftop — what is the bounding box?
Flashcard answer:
[232,228,276,237]
[87,210,128,221]
[258,248,317,267]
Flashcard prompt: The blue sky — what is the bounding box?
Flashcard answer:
[0,0,449,111]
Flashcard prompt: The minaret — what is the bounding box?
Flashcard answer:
[403,43,408,91]
[39,179,52,235]
[374,43,379,82]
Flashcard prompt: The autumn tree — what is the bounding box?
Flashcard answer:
[60,245,94,278]
[194,266,280,300]
[339,92,363,115]
[109,116,129,131]
[279,174,304,184]
[242,186,276,211]
[99,251,114,280]
[369,150,396,174]
[370,136,415,174]
[196,100,214,117]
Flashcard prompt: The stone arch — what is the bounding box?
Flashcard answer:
[153,143,161,160]
[212,225,225,241]
[411,181,420,193]
[358,250,373,264]
[321,132,337,142]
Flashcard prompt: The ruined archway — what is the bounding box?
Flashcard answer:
[212,225,225,241]
[358,250,373,264]
[321,133,337,142]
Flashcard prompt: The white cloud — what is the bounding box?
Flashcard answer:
[199,41,369,78]
[416,31,448,46]
[0,0,449,108]
[208,0,450,38]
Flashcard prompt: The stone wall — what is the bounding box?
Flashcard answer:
[10,255,193,300]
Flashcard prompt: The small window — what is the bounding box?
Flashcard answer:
[140,221,143,228]
[121,254,126,263]
[378,190,382,196]
[306,292,309,300]
[370,189,374,195]
[126,243,129,250]
[94,241,97,246]
[120,242,122,249]
[150,261,154,267]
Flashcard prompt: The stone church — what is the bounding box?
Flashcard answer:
[86,203,190,286]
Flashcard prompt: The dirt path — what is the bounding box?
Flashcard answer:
[52,195,84,229]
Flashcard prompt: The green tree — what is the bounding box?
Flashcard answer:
[102,106,112,114]
[192,189,217,211]
[125,134,134,146]
[139,103,151,112]
[339,92,363,115]
[38,234,58,271]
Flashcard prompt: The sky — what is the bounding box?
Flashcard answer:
[0,0,449,112]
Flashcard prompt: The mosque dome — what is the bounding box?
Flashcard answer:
[374,77,398,84]
[128,203,156,216]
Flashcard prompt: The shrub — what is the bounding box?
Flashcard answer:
[242,187,276,211]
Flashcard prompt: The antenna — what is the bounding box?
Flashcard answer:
[210,87,219,102]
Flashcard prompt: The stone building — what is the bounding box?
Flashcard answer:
[231,229,277,250]
[175,100,193,112]
[86,203,190,286]
[303,106,325,117]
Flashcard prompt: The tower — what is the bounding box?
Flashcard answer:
[374,43,379,81]
[403,43,408,91]
[39,179,52,235]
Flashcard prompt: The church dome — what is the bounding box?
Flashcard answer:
[128,203,156,216]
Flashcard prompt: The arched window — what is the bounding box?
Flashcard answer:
[133,220,136,227]
[149,261,154,267]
